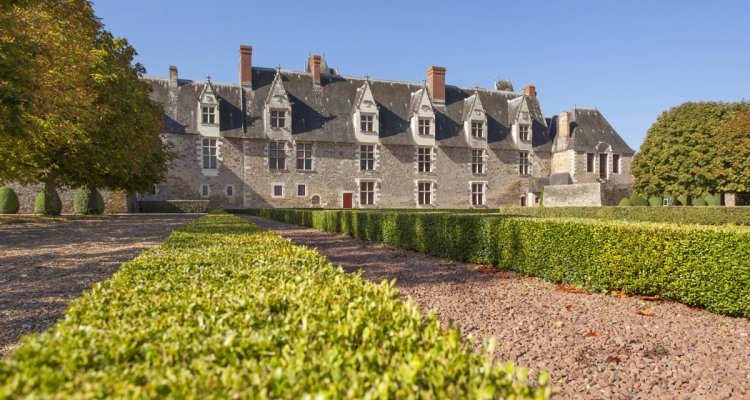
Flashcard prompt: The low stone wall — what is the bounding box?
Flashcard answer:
[543,183,602,207]
[5,183,128,214]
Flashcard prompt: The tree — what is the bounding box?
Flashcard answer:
[714,108,750,193]
[0,0,102,214]
[632,102,750,197]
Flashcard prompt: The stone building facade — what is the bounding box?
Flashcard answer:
[140,44,634,209]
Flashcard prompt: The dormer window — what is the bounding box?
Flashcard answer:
[471,121,484,138]
[201,106,216,125]
[270,110,286,128]
[519,125,530,142]
[360,114,375,132]
[418,118,432,135]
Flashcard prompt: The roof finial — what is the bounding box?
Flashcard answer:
[206,74,211,83]
[276,64,281,72]
[364,73,369,81]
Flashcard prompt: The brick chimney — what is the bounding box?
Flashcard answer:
[311,55,322,86]
[240,45,253,88]
[558,111,570,138]
[168,65,178,87]
[523,85,537,98]
[428,66,446,104]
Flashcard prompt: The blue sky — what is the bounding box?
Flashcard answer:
[92,0,750,150]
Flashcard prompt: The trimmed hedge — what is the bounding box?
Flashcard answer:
[241,208,750,317]
[493,206,750,226]
[0,212,549,398]
[138,200,210,213]
[0,187,20,214]
[33,190,62,215]
[73,187,105,215]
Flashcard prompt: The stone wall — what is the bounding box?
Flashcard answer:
[543,183,603,207]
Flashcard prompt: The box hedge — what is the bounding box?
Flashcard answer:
[73,187,105,215]
[241,208,750,317]
[138,200,210,213]
[494,206,750,226]
[0,187,20,214]
[0,212,549,399]
[33,190,62,215]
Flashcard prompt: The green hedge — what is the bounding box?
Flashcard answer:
[73,187,105,215]
[0,187,20,214]
[33,190,62,215]
[138,200,210,213]
[0,212,549,398]
[241,208,750,317]
[493,206,750,226]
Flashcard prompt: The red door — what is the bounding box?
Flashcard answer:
[343,193,353,209]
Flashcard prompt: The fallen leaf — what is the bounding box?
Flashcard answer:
[612,291,628,298]
[474,265,496,275]
[564,304,573,311]
[606,355,621,364]
[583,330,602,338]
[554,284,589,295]
[497,273,513,280]
[640,295,661,302]
[636,309,656,317]
[554,320,564,328]
[746,339,750,346]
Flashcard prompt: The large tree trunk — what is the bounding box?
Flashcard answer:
[86,182,98,214]
[43,170,58,215]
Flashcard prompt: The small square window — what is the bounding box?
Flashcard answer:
[201,106,216,124]
[418,118,431,135]
[297,184,306,197]
[201,184,210,198]
[270,110,286,128]
[471,121,484,138]
[226,185,234,197]
[360,114,375,132]
[272,184,284,198]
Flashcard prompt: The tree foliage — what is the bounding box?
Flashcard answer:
[632,102,750,197]
[0,0,172,214]
[714,108,750,193]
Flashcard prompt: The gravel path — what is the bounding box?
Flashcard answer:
[244,216,750,400]
[0,215,197,357]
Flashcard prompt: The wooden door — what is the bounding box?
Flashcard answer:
[343,192,353,209]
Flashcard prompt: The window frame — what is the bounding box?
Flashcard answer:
[417,117,432,135]
[269,141,286,170]
[359,144,376,171]
[612,154,621,174]
[200,184,210,198]
[271,183,285,198]
[417,147,432,173]
[470,182,486,206]
[519,124,531,142]
[518,151,530,175]
[270,109,286,129]
[360,114,375,132]
[295,142,313,171]
[297,184,307,197]
[359,180,376,206]
[471,121,484,138]
[471,149,485,175]
[202,138,218,170]
[201,105,217,125]
[417,181,433,206]
[225,185,234,197]
[586,153,595,173]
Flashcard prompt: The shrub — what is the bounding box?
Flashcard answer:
[33,190,62,215]
[618,198,631,206]
[73,187,105,215]
[692,197,707,206]
[676,194,688,206]
[0,187,20,214]
[648,196,663,207]
[629,194,649,206]
[138,200,210,213]
[705,193,722,206]
[245,209,750,317]
[0,213,549,398]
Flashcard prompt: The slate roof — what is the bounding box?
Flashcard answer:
[549,108,635,154]
[144,68,553,150]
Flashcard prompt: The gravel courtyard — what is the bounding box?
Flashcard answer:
[0,215,197,357]
[244,216,750,400]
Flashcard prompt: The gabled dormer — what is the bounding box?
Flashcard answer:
[462,91,488,148]
[508,95,532,148]
[352,78,379,143]
[264,67,292,140]
[197,78,220,137]
[409,83,436,146]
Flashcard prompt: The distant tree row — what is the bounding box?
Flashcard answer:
[632,101,750,198]
[0,0,173,214]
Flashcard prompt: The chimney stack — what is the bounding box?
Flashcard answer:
[428,66,446,104]
[240,45,253,88]
[311,55,322,86]
[523,85,537,98]
[558,111,570,138]
[169,65,178,87]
